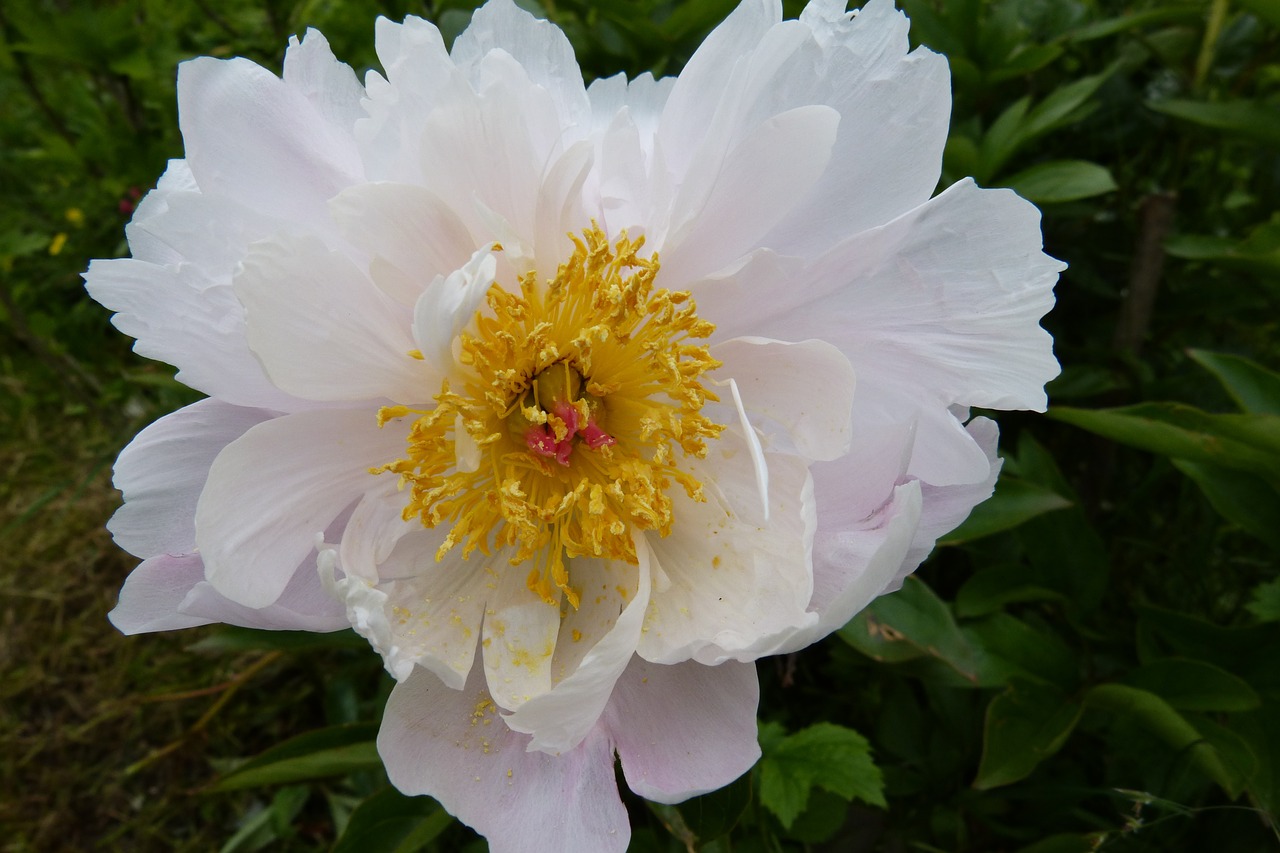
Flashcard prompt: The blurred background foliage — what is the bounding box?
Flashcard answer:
[1,0,1278,850]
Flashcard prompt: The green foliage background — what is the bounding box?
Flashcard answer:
[1,0,1278,850]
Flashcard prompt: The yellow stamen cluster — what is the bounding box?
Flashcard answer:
[374,227,721,607]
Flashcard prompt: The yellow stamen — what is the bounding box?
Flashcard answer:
[373,226,722,606]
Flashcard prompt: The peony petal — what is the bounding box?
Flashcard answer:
[282,29,366,133]
[786,478,922,649]
[197,408,407,608]
[235,234,429,403]
[329,182,479,307]
[711,337,855,462]
[411,246,499,376]
[481,561,560,712]
[177,55,361,227]
[109,554,212,634]
[450,0,591,135]
[109,398,272,559]
[502,541,652,753]
[606,658,760,803]
[380,665,629,853]
[639,429,818,665]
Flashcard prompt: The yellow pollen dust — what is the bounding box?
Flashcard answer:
[373,227,722,608]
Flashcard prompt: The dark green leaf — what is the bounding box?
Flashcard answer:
[1247,579,1280,623]
[1148,98,1280,144]
[941,477,1072,544]
[1004,160,1117,204]
[1188,349,1280,415]
[1085,684,1246,795]
[975,681,1082,789]
[840,577,980,682]
[1124,658,1261,712]
[954,564,1069,618]
[332,787,452,853]
[211,724,381,791]
[188,626,367,654]
[1172,460,1280,550]
[758,723,885,829]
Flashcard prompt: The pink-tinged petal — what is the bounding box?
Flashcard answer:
[197,408,407,608]
[235,234,429,403]
[84,256,297,411]
[329,182,478,307]
[639,429,818,665]
[111,551,348,635]
[450,0,591,134]
[109,398,272,559]
[379,666,629,853]
[110,555,212,634]
[503,542,652,753]
[605,657,760,804]
[711,337,855,462]
[177,56,361,227]
[886,417,1002,594]
[123,159,196,266]
[780,479,922,651]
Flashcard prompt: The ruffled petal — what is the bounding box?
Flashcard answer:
[197,408,407,608]
[109,555,212,633]
[638,429,818,665]
[109,398,272,559]
[502,542,652,753]
[177,54,362,227]
[606,657,760,804]
[710,337,855,462]
[379,666,629,853]
[235,234,428,403]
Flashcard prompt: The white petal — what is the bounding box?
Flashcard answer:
[605,658,760,804]
[183,549,348,631]
[235,234,428,403]
[481,561,560,712]
[659,104,839,283]
[110,555,212,633]
[177,56,361,226]
[379,666,629,853]
[450,0,591,134]
[329,182,478,307]
[711,337,855,462]
[503,541,653,754]
[782,478,922,650]
[282,29,366,132]
[197,408,407,608]
[354,529,492,689]
[638,429,818,664]
[411,246,499,375]
[109,398,272,559]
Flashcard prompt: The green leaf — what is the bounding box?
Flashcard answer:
[758,723,885,829]
[1171,460,1280,550]
[1246,578,1280,623]
[955,564,1069,618]
[674,773,751,843]
[1003,160,1117,204]
[1188,350,1280,415]
[964,614,1080,690]
[1124,659,1262,711]
[333,787,452,853]
[839,577,980,683]
[975,681,1082,789]
[1085,684,1246,796]
[1066,7,1201,42]
[211,724,381,791]
[1148,98,1280,144]
[941,477,1072,545]
[1049,404,1280,484]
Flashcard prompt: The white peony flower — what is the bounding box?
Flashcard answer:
[86,0,1062,849]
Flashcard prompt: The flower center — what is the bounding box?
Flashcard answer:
[374,227,722,607]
